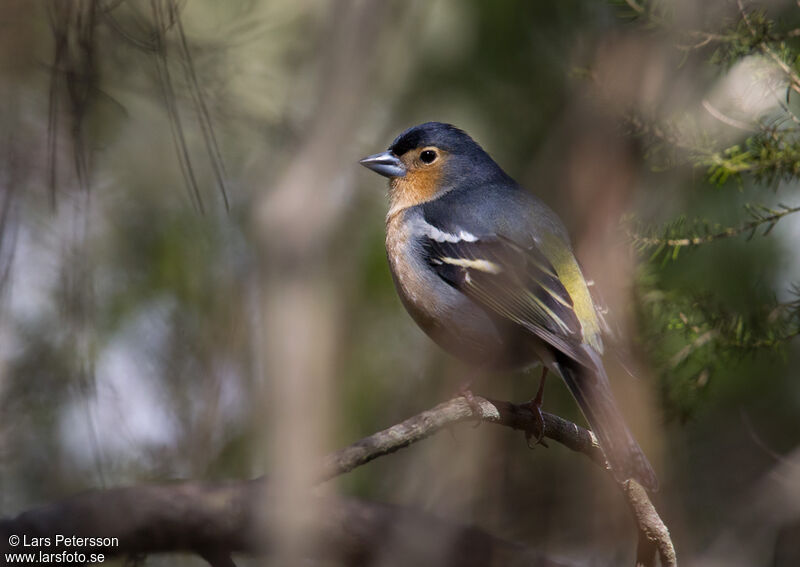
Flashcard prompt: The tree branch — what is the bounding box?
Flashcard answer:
[320,395,675,567]
[1,395,675,566]
[319,396,604,481]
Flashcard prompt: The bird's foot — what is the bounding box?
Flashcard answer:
[524,402,549,448]
[525,368,549,448]
[457,381,483,428]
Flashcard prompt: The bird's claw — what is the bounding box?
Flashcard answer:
[524,401,548,448]
[458,382,483,428]
[525,367,549,447]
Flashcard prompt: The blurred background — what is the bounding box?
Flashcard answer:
[1,0,800,565]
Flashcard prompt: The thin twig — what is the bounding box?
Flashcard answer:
[701,99,758,132]
[631,204,800,249]
[625,0,644,14]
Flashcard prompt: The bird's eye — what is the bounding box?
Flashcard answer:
[419,149,438,164]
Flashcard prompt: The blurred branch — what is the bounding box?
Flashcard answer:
[624,0,644,14]
[737,0,800,97]
[0,481,255,565]
[1,395,674,566]
[0,480,576,567]
[252,2,392,563]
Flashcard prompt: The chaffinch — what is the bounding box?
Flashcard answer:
[360,122,657,490]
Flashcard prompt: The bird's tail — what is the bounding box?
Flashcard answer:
[554,353,658,491]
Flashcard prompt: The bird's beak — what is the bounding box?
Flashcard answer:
[359,151,406,178]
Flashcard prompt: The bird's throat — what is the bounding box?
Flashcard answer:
[387,169,443,218]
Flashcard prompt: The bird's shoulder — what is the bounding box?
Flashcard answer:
[419,182,570,248]
[411,182,605,357]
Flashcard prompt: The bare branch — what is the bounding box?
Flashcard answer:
[319,396,604,481]
[321,395,674,567]
[625,480,677,567]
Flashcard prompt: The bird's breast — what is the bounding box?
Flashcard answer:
[385,210,507,366]
[385,212,442,328]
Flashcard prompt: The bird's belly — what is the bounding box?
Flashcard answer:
[385,223,513,366]
[392,266,502,364]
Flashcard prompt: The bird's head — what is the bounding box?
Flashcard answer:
[360,122,508,216]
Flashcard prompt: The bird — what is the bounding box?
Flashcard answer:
[359,121,658,491]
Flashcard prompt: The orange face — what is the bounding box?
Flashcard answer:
[388,146,449,218]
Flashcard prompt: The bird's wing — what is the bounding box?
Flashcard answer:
[419,185,604,359]
[417,191,658,489]
[420,227,593,367]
